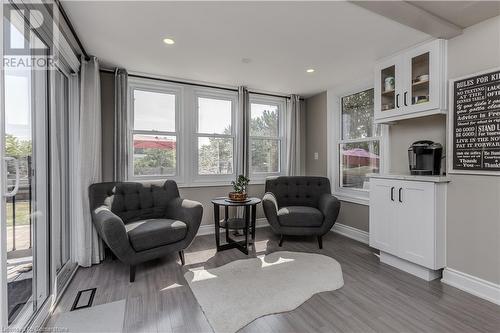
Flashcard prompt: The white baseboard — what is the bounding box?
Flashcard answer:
[332,223,369,245]
[197,218,269,236]
[198,219,370,247]
[441,268,500,305]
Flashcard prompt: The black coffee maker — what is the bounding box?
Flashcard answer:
[408,140,443,175]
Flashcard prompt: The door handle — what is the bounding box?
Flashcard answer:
[4,157,20,197]
[404,92,408,106]
[390,187,395,201]
[396,94,400,108]
[398,188,403,203]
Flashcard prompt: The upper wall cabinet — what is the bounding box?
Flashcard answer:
[374,39,447,123]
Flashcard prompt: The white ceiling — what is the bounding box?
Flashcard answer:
[410,1,500,29]
[62,1,433,97]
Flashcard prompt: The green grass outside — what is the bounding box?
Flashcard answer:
[6,201,30,227]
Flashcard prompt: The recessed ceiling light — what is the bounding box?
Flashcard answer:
[306,68,315,73]
[163,38,175,45]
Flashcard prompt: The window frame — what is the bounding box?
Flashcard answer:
[191,88,239,184]
[248,94,287,183]
[128,77,183,183]
[328,83,388,205]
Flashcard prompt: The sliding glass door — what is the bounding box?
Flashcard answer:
[2,12,50,328]
[51,64,75,298]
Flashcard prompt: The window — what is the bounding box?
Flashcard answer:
[128,78,288,186]
[331,88,385,204]
[194,91,237,181]
[249,95,286,180]
[130,83,180,179]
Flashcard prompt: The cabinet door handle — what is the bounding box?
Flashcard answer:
[4,157,20,197]
[396,94,400,108]
[404,92,408,106]
[390,187,395,201]
[398,188,403,203]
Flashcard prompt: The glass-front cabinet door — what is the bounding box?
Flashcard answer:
[380,65,397,112]
[374,56,403,118]
[404,40,440,114]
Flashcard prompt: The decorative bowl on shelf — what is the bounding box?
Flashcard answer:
[413,95,429,104]
[228,192,248,202]
[413,74,429,83]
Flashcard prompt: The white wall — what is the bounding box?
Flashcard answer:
[445,15,500,284]
[388,115,446,174]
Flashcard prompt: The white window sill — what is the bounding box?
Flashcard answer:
[126,178,261,189]
[332,191,369,206]
[126,173,273,188]
[181,182,233,188]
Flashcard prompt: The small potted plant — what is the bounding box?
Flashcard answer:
[229,175,250,201]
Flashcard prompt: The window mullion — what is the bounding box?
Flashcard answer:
[133,130,177,136]
[339,137,380,145]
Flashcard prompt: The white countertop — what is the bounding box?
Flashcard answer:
[368,173,450,183]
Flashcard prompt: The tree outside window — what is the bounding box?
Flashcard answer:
[340,89,380,189]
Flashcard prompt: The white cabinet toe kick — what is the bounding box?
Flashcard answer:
[380,252,442,281]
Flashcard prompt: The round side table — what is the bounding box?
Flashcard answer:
[211,197,261,255]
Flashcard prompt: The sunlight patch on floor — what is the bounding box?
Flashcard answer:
[160,283,184,291]
[260,256,294,268]
[190,269,218,282]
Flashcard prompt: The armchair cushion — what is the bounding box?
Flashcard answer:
[125,219,187,252]
[278,206,323,227]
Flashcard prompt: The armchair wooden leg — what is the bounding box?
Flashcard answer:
[318,235,323,249]
[179,250,185,265]
[279,235,284,247]
[130,265,136,283]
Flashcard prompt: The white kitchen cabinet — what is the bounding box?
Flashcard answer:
[374,39,447,123]
[369,178,399,253]
[369,175,448,280]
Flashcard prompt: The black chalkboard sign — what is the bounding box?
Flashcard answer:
[451,69,500,174]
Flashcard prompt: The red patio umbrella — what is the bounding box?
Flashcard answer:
[343,148,379,168]
[134,136,176,150]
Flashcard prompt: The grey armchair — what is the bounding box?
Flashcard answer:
[262,176,340,249]
[89,180,203,282]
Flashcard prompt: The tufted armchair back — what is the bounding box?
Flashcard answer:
[265,176,331,208]
[89,180,180,223]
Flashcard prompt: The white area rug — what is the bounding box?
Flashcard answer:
[185,251,344,333]
[54,300,126,332]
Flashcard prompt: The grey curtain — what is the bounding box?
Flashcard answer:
[114,68,129,181]
[286,94,303,176]
[74,56,104,267]
[238,86,250,176]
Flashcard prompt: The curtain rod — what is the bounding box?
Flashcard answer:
[100,69,293,99]
[128,72,239,93]
[55,0,90,60]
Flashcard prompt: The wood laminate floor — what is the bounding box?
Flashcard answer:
[46,228,500,332]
